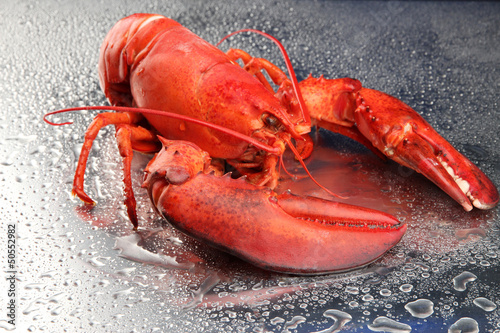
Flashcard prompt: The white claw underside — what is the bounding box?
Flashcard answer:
[436,156,479,209]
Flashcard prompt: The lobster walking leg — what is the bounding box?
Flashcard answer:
[143,137,406,274]
[226,49,278,93]
[226,47,315,157]
[115,124,159,228]
[226,48,290,91]
[72,111,159,227]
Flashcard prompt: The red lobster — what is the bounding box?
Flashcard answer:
[46,14,498,274]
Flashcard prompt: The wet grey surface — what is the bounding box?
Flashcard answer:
[0,1,499,332]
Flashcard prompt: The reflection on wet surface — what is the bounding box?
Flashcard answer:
[57,130,498,331]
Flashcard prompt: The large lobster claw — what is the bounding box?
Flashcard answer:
[143,137,406,274]
[355,88,499,211]
[299,77,499,211]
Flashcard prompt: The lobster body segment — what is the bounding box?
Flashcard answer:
[143,138,407,274]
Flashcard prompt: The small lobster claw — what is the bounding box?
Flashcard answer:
[143,136,406,274]
[299,76,499,211]
[355,88,499,211]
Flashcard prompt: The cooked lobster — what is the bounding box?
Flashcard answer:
[45,13,498,274]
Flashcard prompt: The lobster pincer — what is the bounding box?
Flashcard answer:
[298,76,499,211]
[143,137,407,275]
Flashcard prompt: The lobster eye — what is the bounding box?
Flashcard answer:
[263,114,279,127]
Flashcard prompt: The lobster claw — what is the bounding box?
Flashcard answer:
[355,88,499,211]
[298,76,498,211]
[143,137,406,274]
[271,192,407,274]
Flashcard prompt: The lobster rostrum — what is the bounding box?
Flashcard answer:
[46,14,498,274]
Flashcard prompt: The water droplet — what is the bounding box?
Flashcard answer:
[283,316,306,331]
[98,279,110,287]
[69,307,83,318]
[112,286,134,299]
[345,286,359,295]
[15,174,28,183]
[245,312,255,323]
[252,280,264,291]
[0,320,15,331]
[473,297,497,312]
[22,301,40,315]
[399,284,413,293]
[461,144,489,160]
[47,292,66,303]
[1,151,19,166]
[24,283,45,291]
[115,267,136,276]
[6,134,38,143]
[228,282,246,292]
[485,251,497,259]
[39,270,58,278]
[405,299,434,318]
[270,317,285,325]
[88,256,107,267]
[453,271,477,291]
[31,144,47,155]
[448,317,479,333]
[310,309,352,333]
[368,316,411,332]
[380,289,391,297]
[50,305,63,316]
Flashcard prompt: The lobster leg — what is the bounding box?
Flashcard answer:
[298,76,499,210]
[143,137,407,274]
[73,111,159,228]
[225,48,312,139]
[226,47,316,159]
[226,48,282,93]
[115,124,159,228]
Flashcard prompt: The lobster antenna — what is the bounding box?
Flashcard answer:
[44,106,282,155]
[278,154,295,179]
[217,29,310,126]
